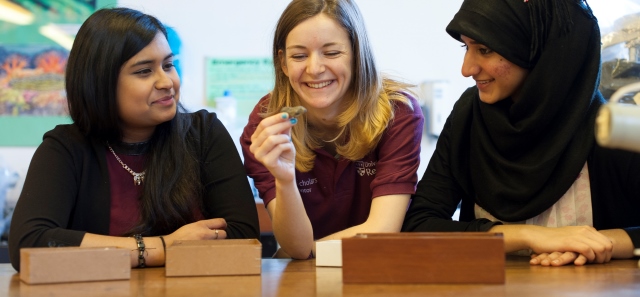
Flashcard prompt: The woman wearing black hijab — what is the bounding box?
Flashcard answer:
[402,0,640,266]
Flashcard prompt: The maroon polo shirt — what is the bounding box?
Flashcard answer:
[241,94,424,239]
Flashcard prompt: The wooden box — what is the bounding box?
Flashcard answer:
[165,239,261,277]
[20,247,130,284]
[342,232,505,284]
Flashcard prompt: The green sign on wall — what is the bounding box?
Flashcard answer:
[205,57,275,121]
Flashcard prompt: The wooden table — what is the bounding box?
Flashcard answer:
[0,256,638,296]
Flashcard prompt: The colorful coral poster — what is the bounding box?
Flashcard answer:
[0,0,116,146]
[0,45,68,116]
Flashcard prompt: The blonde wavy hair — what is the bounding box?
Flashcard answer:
[265,0,415,172]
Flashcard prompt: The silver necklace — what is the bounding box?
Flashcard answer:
[107,144,146,186]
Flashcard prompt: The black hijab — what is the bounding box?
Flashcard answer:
[445,0,605,221]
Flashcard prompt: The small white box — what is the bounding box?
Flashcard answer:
[315,240,342,267]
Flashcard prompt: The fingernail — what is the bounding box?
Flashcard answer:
[281,113,288,119]
[290,118,297,124]
[552,259,560,264]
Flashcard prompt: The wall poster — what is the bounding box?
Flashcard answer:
[0,0,115,146]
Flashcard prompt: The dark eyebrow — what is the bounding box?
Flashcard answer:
[128,53,175,68]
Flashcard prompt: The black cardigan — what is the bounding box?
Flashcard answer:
[9,110,259,270]
[402,110,640,248]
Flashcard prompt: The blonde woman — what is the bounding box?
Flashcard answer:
[241,0,423,259]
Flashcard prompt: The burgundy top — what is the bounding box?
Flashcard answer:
[241,94,424,239]
[106,150,145,236]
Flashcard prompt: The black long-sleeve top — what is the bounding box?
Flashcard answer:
[402,110,640,248]
[9,110,259,270]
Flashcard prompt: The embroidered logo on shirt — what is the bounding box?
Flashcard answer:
[355,161,377,176]
[298,178,317,194]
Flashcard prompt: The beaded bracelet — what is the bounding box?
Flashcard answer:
[133,234,146,268]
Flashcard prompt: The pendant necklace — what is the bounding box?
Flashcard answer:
[107,143,146,186]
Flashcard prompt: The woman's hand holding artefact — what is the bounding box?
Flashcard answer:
[250,112,297,182]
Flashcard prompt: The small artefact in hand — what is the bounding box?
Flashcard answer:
[280,106,307,118]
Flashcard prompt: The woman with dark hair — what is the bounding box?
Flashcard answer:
[241,0,423,259]
[8,7,259,271]
[402,0,640,267]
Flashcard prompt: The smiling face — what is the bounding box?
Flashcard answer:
[460,35,529,104]
[116,32,179,142]
[280,13,353,118]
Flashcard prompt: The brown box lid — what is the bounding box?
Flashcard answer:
[165,239,262,277]
[20,247,131,284]
[342,232,505,284]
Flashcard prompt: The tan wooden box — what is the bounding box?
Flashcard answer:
[165,239,262,277]
[342,232,505,284]
[20,247,131,284]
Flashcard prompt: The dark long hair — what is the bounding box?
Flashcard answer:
[66,7,202,235]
